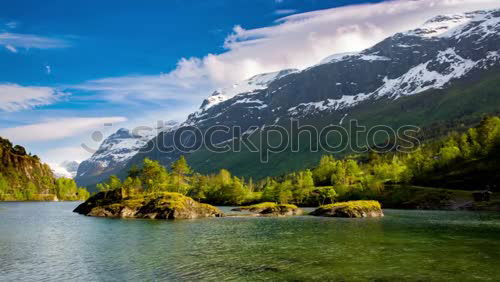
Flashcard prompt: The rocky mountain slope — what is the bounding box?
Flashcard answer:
[75,121,178,187]
[0,136,55,200]
[79,9,500,186]
[185,10,500,126]
[0,137,90,201]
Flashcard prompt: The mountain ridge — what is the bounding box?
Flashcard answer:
[75,9,500,187]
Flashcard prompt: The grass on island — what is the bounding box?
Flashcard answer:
[239,202,299,210]
[319,200,382,213]
[95,191,193,210]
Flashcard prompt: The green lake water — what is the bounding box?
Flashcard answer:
[0,202,499,281]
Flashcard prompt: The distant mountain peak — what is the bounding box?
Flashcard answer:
[197,68,299,112]
[50,160,80,179]
[75,121,179,186]
[402,9,498,39]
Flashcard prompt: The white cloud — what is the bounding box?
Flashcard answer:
[5,44,17,53]
[74,0,500,105]
[44,146,92,164]
[73,58,215,102]
[274,9,297,15]
[45,65,51,75]
[0,32,70,51]
[0,117,127,142]
[5,21,18,29]
[0,84,64,111]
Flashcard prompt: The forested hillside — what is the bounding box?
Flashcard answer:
[96,116,500,209]
[0,137,89,201]
[106,9,500,185]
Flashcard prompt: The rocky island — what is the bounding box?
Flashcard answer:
[231,202,304,216]
[310,200,384,218]
[74,189,224,219]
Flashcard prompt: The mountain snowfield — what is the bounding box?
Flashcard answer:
[289,10,500,117]
[75,9,500,187]
[191,69,298,121]
[50,161,80,179]
[74,121,178,185]
[184,9,500,123]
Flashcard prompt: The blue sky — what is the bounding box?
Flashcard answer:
[1,0,498,165]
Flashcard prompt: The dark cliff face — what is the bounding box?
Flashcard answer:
[0,137,55,195]
[105,9,500,181]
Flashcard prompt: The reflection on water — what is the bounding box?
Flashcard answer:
[0,202,499,281]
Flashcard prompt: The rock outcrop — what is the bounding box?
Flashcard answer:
[310,200,384,218]
[74,190,224,219]
[232,202,303,216]
[0,136,59,201]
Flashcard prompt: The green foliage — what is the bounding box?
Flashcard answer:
[0,136,90,201]
[141,158,169,192]
[97,175,122,192]
[170,156,192,194]
[91,116,500,206]
[315,200,383,217]
[0,174,8,200]
[320,200,382,211]
[239,202,298,210]
[55,178,90,201]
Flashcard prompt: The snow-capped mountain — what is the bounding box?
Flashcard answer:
[196,69,298,113]
[50,160,80,179]
[75,121,178,187]
[180,10,499,124]
[104,9,500,183]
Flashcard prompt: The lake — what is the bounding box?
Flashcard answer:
[0,202,499,281]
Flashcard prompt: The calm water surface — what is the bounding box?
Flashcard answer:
[0,202,499,281]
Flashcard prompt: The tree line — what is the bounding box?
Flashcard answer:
[97,116,500,206]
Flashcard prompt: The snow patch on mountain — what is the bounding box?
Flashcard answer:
[405,13,477,38]
[374,48,477,98]
[200,69,298,111]
[50,161,80,179]
[77,121,178,176]
[318,53,390,66]
[319,52,356,64]
[87,129,154,168]
[231,98,268,109]
[288,93,371,117]
[442,11,500,40]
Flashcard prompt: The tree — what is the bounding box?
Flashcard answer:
[141,158,169,193]
[127,165,141,178]
[170,156,192,194]
[189,174,209,202]
[0,174,8,200]
[312,155,336,185]
[262,178,278,202]
[219,176,247,205]
[25,182,37,200]
[97,175,121,192]
[122,177,143,197]
[318,186,337,205]
[55,178,73,199]
[277,180,293,204]
[292,170,314,204]
[76,187,90,200]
